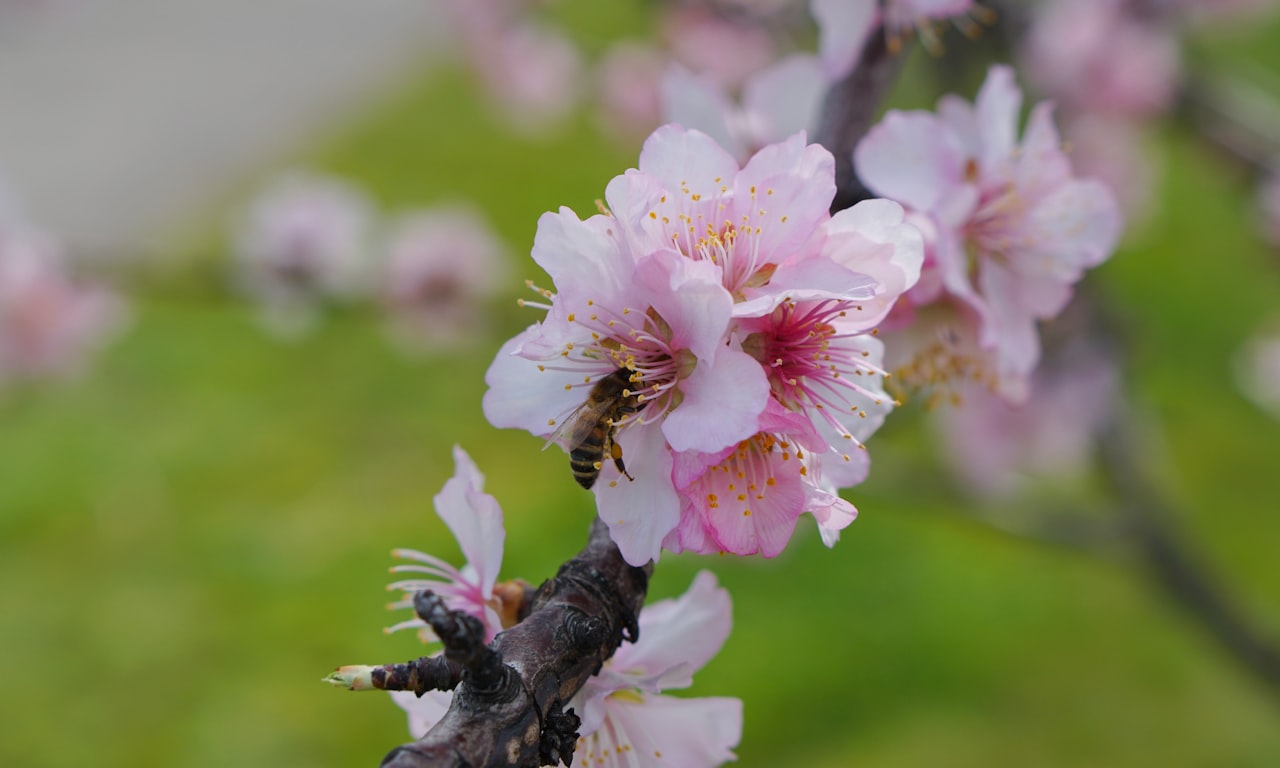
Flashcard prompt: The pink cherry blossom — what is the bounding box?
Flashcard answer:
[813,0,981,77]
[661,55,828,163]
[232,171,373,335]
[473,22,583,136]
[437,0,582,135]
[487,125,921,563]
[570,571,742,768]
[385,446,507,643]
[934,339,1118,498]
[855,65,1122,403]
[379,206,508,352]
[595,43,667,144]
[662,6,777,90]
[0,222,125,385]
[384,446,516,740]
[1022,0,1180,120]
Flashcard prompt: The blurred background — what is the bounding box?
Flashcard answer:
[2,1,1280,766]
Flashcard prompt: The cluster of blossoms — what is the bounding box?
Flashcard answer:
[855,65,1122,404]
[232,171,507,350]
[484,125,923,565]
[0,194,125,388]
[657,0,989,162]
[1019,0,1279,218]
[382,447,743,768]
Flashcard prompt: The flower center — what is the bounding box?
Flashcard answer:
[744,298,889,439]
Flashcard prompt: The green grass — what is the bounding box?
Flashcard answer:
[3,7,1280,767]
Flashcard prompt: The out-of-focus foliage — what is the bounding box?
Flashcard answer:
[1,3,1279,766]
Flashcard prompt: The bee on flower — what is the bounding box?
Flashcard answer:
[484,125,923,564]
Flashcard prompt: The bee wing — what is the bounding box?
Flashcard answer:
[542,396,615,452]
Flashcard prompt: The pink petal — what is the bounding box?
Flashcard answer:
[389,689,453,739]
[633,249,733,364]
[742,54,828,145]
[482,331,591,437]
[733,132,837,266]
[812,0,878,79]
[594,423,681,566]
[529,207,628,306]
[973,65,1023,173]
[855,111,968,212]
[662,347,770,454]
[612,571,732,689]
[659,65,745,160]
[433,446,505,599]
[638,124,742,207]
[582,694,742,768]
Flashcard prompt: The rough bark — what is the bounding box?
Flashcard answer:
[377,519,652,768]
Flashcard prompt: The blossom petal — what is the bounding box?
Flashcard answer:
[613,571,732,690]
[389,689,453,739]
[812,0,877,79]
[974,64,1023,174]
[433,446,505,599]
[639,124,742,206]
[482,331,590,438]
[594,423,680,566]
[579,694,742,768]
[855,110,967,212]
[659,66,745,160]
[662,346,770,453]
[733,132,836,266]
[742,54,828,145]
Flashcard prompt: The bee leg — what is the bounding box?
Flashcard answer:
[609,441,635,482]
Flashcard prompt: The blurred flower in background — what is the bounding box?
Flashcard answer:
[934,337,1118,499]
[232,171,374,337]
[1234,321,1280,419]
[440,0,583,136]
[0,188,125,387]
[378,205,508,353]
[856,65,1121,404]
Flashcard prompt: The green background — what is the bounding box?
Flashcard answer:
[2,4,1279,766]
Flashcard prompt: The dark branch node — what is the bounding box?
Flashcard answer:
[372,655,465,696]
[414,590,512,696]
[537,701,581,768]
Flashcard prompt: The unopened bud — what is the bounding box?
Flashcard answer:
[323,665,379,691]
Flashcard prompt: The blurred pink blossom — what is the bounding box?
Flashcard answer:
[813,0,979,76]
[661,55,828,162]
[379,206,508,351]
[934,340,1118,498]
[1060,114,1157,221]
[0,218,125,385]
[856,65,1122,403]
[473,22,583,135]
[595,43,668,144]
[1022,0,1181,119]
[662,6,777,89]
[233,171,373,335]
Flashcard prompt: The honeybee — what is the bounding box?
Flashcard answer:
[546,367,647,489]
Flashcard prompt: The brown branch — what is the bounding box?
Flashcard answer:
[815,23,910,214]
[376,519,653,768]
[1097,402,1280,698]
